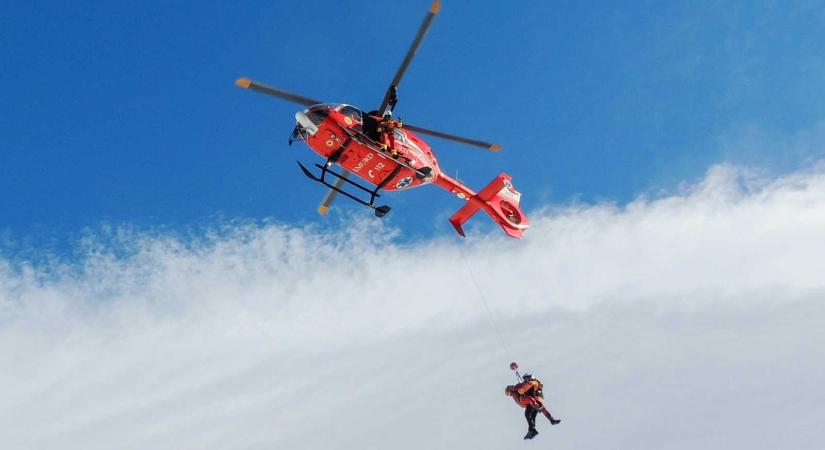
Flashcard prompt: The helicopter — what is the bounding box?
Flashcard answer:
[236,0,529,238]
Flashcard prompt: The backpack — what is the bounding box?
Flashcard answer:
[526,379,544,397]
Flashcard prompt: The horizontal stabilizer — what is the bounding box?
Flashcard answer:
[449,174,529,239]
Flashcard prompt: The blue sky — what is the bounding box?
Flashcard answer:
[2,0,825,253]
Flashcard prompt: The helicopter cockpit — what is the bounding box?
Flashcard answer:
[291,104,365,143]
[335,104,364,126]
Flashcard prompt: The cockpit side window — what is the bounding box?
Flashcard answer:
[337,105,363,123]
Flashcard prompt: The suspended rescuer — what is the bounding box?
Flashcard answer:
[505,369,560,440]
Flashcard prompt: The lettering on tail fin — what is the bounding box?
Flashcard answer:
[499,180,522,205]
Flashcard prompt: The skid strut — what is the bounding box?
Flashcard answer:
[297,161,392,217]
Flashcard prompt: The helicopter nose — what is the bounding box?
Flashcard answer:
[295,110,319,136]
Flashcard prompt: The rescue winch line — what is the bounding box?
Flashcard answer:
[457,243,515,365]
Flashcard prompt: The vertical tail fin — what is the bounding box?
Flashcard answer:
[449,173,529,238]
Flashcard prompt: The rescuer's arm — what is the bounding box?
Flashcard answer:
[516,380,539,395]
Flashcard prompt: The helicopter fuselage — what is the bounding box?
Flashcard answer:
[296,104,443,192]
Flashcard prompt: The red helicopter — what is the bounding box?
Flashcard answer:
[236,0,529,238]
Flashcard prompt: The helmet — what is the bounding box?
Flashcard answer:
[505,385,515,395]
[522,373,533,381]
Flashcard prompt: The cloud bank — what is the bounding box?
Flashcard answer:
[1,164,824,449]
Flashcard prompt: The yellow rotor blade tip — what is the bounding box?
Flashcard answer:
[318,205,330,215]
[430,0,441,13]
[490,144,503,151]
[235,78,251,89]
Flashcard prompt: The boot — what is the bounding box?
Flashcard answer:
[523,428,538,440]
[540,407,561,425]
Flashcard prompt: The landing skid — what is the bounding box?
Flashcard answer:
[297,161,395,217]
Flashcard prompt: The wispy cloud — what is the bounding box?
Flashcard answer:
[2,164,824,449]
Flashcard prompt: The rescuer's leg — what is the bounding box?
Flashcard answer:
[523,406,538,439]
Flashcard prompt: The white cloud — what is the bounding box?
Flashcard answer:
[1,164,824,449]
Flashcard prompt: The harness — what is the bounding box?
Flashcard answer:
[524,379,544,398]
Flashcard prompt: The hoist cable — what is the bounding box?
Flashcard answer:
[457,243,515,364]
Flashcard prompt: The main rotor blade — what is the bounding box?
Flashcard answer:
[378,0,441,114]
[236,78,322,107]
[318,173,350,215]
[403,123,502,151]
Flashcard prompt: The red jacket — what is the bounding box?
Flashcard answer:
[516,380,542,397]
[506,380,544,409]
